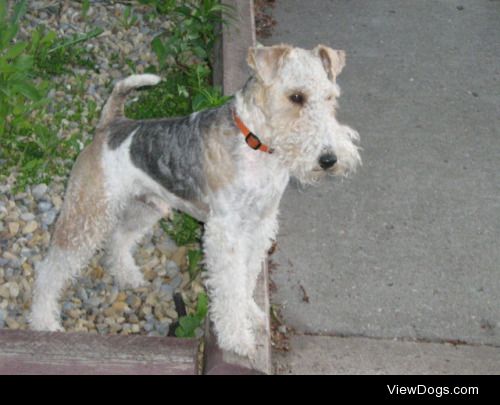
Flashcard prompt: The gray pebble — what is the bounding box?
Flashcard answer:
[31,184,48,200]
[86,296,102,309]
[20,248,32,258]
[159,284,174,300]
[152,277,163,291]
[194,327,204,339]
[62,302,74,312]
[170,274,183,290]
[37,201,53,213]
[77,287,89,303]
[8,258,22,269]
[144,321,155,332]
[0,309,5,328]
[41,210,57,226]
[158,238,178,256]
[0,258,9,267]
[156,320,171,336]
[165,260,179,278]
[20,212,35,222]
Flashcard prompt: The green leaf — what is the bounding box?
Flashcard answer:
[0,59,17,73]
[2,25,19,47]
[41,30,57,46]
[31,28,41,49]
[187,249,203,280]
[11,0,27,25]
[4,42,27,60]
[0,0,7,24]
[175,5,193,17]
[196,293,208,318]
[151,36,166,64]
[11,81,42,101]
[192,93,207,112]
[14,54,33,71]
[82,0,90,16]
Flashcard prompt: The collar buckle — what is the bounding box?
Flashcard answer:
[232,109,273,154]
[245,132,262,150]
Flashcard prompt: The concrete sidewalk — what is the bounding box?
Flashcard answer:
[262,0,500,374]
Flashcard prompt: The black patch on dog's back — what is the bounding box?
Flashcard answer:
[108,119,139,150]
[128,114,210,201]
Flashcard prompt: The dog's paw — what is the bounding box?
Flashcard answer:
[217,322,257,358]
[110,261,147,289]
[30,314,64,332]
[116,268,147,289]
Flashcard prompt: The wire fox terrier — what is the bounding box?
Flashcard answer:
[31,44,361,357]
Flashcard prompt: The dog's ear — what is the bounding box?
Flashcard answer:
[313,45,346,82]
[247,45,291,85]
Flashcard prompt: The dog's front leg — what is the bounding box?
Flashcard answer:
[244,214,278,333]
[203,215,257,357]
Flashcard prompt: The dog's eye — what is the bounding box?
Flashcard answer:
[289,93,305,105]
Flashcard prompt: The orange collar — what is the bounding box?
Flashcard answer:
[232,109,273,154]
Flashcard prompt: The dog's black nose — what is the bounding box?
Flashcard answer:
[319,153,337,170]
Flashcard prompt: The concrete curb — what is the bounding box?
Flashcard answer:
[203,0,272,375]
[274,334,500,375]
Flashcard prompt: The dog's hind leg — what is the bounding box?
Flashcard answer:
[31,142,112,331]
[104,195,168,289]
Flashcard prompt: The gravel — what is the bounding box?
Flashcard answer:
[0,1,205,337]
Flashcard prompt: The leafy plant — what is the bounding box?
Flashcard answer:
[175,292,208,338]
[137,0,177,15]
[161,212,202,246]
[150,0,234,71]
[187,249,203,280]
[117,5,138,30]
[0,0,45,137]
[0,0,54,184]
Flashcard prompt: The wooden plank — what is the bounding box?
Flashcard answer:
[0,330,199,375]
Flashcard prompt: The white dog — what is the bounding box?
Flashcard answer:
[31,44,361,357]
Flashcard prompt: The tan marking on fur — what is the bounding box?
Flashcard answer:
[313,45,346,82]
[53,130,109,250]
[247,44,292,85]
[203,125,236,193]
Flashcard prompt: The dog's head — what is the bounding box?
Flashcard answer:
[245,44,361,184]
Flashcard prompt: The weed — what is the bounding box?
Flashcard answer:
[161,212,202,246]
[175,292,208,338]
[187,249,203,280]
[33,27,101,77]
[81,0,91,25]
[117,5,138,31]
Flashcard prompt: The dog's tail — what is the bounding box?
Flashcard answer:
[98,74,161,128]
